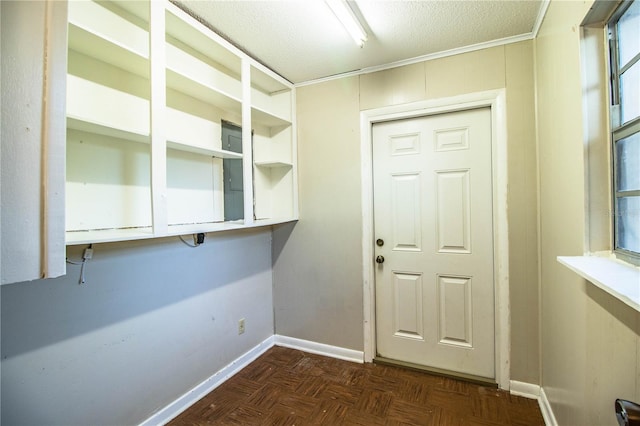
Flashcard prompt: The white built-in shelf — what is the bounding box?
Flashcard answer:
[167,221,246,236]
[166,141,242,159]
[165,7,241,76]
[66,218,297,246]
[253,218,298,227]
[558,255,640,312]
[166,42,242,114]
[251,106,292,128]
[111,0,149,24]
[67,0,149,77]
[165,107,240,156]
[65,0,297,245]
[66,74,150,137]
[66,227,154,246]
[254,161,293,168]
[250,64,292,127]
[251,64,289,94]
[67,116,239,160]
[68,24,149,79]
[166,71,241,116]
[250,63,295,222]
[66,117,149,145]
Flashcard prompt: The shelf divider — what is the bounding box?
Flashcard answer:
[150,0,168,236]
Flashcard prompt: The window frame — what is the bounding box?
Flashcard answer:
[607,0,640,265]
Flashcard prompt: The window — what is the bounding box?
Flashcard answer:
[608,0,640,263]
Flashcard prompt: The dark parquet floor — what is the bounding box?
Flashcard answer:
[169,346,545,426]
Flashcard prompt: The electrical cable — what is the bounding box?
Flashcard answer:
[79,258,87,284]
[66,244,93,284]
[179,235,198,248]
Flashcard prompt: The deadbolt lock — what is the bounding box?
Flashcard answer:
[376,239,384,247]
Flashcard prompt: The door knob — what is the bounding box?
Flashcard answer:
[616,399,640,426]
[376,255,385,264]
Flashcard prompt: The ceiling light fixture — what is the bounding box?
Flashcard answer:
[325,0,368,47]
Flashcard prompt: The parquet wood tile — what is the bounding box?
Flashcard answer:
[322,383,364,406]
[168,346,545,425]
[311,399,351,425]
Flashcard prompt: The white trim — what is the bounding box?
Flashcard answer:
[296,33,533,88]
[539,387,559,426]
[511,381,558,426]
[532,0,551,38]
[241,58,255,226]
[149,1,168,236]
[291,89,299,220]
[139,336,275,426]
[557,255,640,312]
[274,335,364,364]
[360,90,510,389]
[42,0,68,279]
[510,380,541,399]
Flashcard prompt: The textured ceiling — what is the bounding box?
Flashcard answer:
[178,0,543,84]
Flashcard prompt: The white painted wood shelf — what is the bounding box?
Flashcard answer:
[558,256,640,312]
[254,161,293,168]
[67,117,150,144]
[166,141,242,159]
[251,106,292,128]
[250,63,296,221]
[65,0,297,245]
[67,0,149,77]
[66,228,154,246]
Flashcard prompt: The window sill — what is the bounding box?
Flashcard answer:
[557,255,640,313]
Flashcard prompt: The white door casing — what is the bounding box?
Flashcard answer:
[373,108,495,379]
[360,90,510,389]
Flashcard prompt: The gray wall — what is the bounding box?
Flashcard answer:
[273,43,540,384]
[1,229,274,425]
[535,1,640,424]
[272,77,363,350]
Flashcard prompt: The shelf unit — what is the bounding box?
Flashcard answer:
[65,0,297,245]
[250,65,296,221]
[66,0,152,243]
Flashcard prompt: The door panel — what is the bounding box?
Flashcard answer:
[391,173,422,251]
[392,272,424,339]
[373,107,494,379]
[437,274,473,347]
[436,169,471,253]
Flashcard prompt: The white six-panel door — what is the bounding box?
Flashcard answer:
[373,107,495,379]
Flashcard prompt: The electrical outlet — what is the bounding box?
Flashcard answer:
[238,318,245,335]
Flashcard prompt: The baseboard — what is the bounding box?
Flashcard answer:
[509,381,557,426]
[140,335,362,425]
[274,335,364,363]
[538,387,559,426]
[139,336,275,426]
[509,380,540,399]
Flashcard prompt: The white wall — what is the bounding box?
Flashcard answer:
[1,0,47,284]
[1,0,67,285]
[1,229,274,425]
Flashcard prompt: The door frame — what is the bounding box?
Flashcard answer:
[360,89,510,390]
